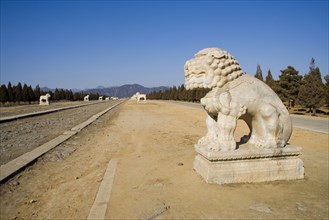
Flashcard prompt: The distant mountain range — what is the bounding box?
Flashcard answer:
[84,84,169,98]
[41,84,169,98]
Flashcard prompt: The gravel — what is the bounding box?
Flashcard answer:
[0,100,121,165]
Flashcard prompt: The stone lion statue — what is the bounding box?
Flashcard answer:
[184,48,292,151]
[39,93,51,105]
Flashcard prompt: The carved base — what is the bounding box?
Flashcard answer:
[194,145,304,184]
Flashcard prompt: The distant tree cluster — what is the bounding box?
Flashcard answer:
[0,82,100,104]
[148,85,210,102]
[257,58,328,115]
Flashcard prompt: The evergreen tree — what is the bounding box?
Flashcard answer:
[254,64,264,81]
[34,84,41,99]
[324,75,329,106]
[297,58,325,115]
[65,89,74,100]
[28,85,35,101]
[14,82,23,102]
[59,89,65,100]
[265,69,274,87]
[0,84,8,103]
[22,83,29,102]
[7,82,14,102]
[277,66,302,107]
[54,88,60,100]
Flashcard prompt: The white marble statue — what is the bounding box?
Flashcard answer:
[84,95,89,101]
[135,92,146,102]
[185,48,292,151]
[39,93,51,105]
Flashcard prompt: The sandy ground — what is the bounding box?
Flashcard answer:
[0,100,328,219]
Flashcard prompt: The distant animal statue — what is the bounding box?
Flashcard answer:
[184,48,292,151]
[136,92,146,102]
[39,93,51,105]
[84,95,89,101]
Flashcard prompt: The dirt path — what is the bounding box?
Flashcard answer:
[0,100,328,219]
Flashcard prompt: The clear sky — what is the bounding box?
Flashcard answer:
[1,0,328,89]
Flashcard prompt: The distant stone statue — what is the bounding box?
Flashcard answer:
[185,48,303,184]
[99,96,103,101]
[39,93,51,105]
[84,95,89,101]
[136,92,147,103]
[185,48,292,151]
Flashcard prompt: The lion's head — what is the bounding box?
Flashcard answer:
[184,48,244,90]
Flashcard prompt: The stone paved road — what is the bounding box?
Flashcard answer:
[163,100,329,134]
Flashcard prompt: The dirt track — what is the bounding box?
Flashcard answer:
[0,100,328,219]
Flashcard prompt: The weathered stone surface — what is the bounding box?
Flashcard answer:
[194,145,304,184]
[184,48,292,151]
[39,93,51,105]
[132,92,147,103]
[185,48,304,184]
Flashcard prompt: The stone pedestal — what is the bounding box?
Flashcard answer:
[194,145,304,184]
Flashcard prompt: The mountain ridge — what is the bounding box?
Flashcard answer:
[41,84,169,98]
[84,84,169,98]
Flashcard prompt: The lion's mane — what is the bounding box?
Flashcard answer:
[184,48,244,90]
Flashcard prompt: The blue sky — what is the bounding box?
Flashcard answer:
[1,1,328,89]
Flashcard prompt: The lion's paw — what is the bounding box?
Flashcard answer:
[248,135,277,149]
[218,140,236,151]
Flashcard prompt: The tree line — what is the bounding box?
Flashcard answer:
[0,82,100,104]
[148,85,210,102]
[149,58,329,115]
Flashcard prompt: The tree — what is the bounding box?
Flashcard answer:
[0,84,8,103]
[65,89,74,100]
[277,66,302,108]
[254,64,264,81]
[54,88,60,100]
[324,75,329,106]
[22,83,29,102]
[34,84,41,99]
[297,58,325,115]
[265,69,278,92]
[14,82,23,102]
[7,82,14,102]
[28,85,35,102]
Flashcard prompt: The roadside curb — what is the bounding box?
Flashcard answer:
[87,158,118,220]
